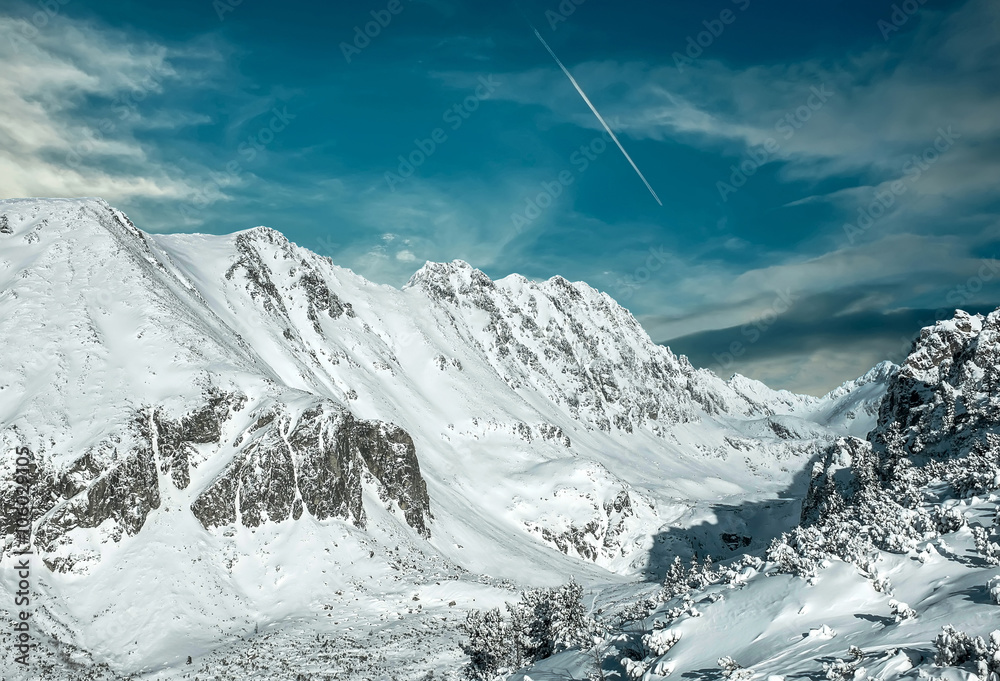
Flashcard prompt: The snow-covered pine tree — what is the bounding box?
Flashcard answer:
[461,608,517,681]
[661,556,689,599]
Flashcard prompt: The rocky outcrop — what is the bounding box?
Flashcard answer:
[22,388,431,572]
[27,392,244,569]
[225,228,355,340]
[870,309,1000,469]
[34,420,161,569]
[350,419,430,536]
[192,401,432,537]
[802,308,1000,525]
[298,270,354,334]
[523,485,645,565]
[152,390,241,490]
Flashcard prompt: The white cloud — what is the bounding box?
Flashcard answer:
[0,11,221,204]
[635,232,994,341]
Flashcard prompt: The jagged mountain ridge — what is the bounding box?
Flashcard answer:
[0,198,895,677]
[509,313,1000,681]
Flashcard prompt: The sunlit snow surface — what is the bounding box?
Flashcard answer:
[0,199,911,680]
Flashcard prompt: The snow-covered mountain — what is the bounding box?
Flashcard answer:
[512,311,1000,681]
[0,198,897,679]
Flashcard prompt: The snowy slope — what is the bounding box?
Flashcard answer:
[0,198,897,679]
[514,310,1000,681]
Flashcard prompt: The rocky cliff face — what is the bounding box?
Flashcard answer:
[870,309,1000,467]
[0,199,433,573]
[802,309,1000,525]
[192,400,430,537]
[14,391,432,572]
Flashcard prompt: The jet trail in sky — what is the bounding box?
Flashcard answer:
[531,27,663,206]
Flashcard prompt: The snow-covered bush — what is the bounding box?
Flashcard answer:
[461,608,519,680]
[642,629,680,656]
[934,626,1000,680]
[718,656,752,680]
[930,505,966,534]
[621,657,648,680]
[663,595,700,621]
[461,580,601,680]
[766,527,828,577]
[870,575,894,595]
[922,436,1000,499]
[888,599,917,622]
[972,525,1000,566]
[721,555,764,586]
[934,625,987,666]
[659,555,720,601]
[990,576,1000,606]
[823,646,865,681]
[615,598,656,626]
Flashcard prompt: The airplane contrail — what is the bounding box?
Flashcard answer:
[531,26,663,207]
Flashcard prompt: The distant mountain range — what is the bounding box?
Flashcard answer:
[5,198,990,681]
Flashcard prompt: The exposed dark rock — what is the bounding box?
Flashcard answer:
[54,449,104,500]
[225,232,290,318]
[721,533,752,551]
[870,309,1000,469]
[238,426,297,527]
[190,401,432,537]
[352,419,431,537]
[152,391,235,490]
[190,460,240,528]
[35,436,160,556]
[20,391,249,570]
[404,260,720,432]
[290,406,365,527]
[297,269,351,334]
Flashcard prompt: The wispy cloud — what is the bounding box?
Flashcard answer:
[0,8,226,208]
[487,0,1000,219]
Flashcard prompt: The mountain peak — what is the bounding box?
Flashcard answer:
[403,259,494,301]
[235,224,291,246]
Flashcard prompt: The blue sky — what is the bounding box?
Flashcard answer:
[2,0,999,394]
